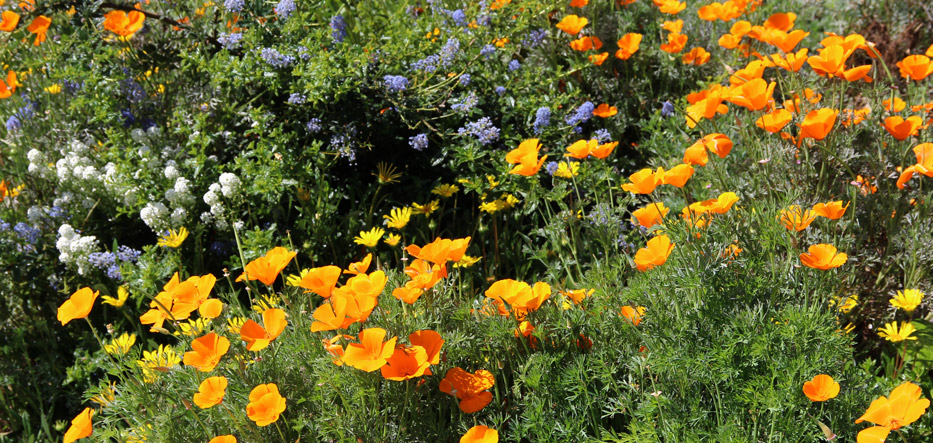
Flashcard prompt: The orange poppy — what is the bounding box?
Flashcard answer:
[620,305,646,325]
[660,33,688,53]
[406,237,470,265]
[484,279,551,319]
[661,19,683,34]
[381,345,432,381]
[589,52,609,65]
[655,0,686,14]
[570,0,589,6]
[883,97,906,112]
[719,33,742,49]
[799,108,838,142]
[896,143,933,189]
[342,327,397,372]
[295,265,342,298]
[839,107,872,127]
[896,55,933,81]
[461,425,498,443]
[882,116,923,141]
[58,287,98,326]
[246,383,286,426]
[622,167,664,194]
[632,202,669,228]
[682,47,710,65]
[811,201,848,219]
[634,235,674,271]
[590,141,618,159]
[162,273,220,320]
[560,288,594,306]
[310,293,351,331]
[697,3,723,21]
[409,330,444,365]
[764,29,809,53]
[237,247,297,285]
[569,36,602,51]
[26,15,50,46]
[615,33,642,60]
[193,376,228,408]
[1,11,20,32]
[240,308,287,351]
[729,60,768,86]
[555,15,588,35]
[209,436,236,443]
[439,367,495,413]
[63,407,93,443]
[343,254,372,276]
[726,78,775,111]
[755,108,793,133]
[0,71,16,99]
[855,381,929,442]
[103,10,145,38]
[183,332,230,372]
[505,138,547,176]
[800,244,847,270]
[683,133,733,166]
[661,164,694,188]
[685,85,730,128]
[779,205,817,231]
[762,12,796,31]
[593,103,617,117]
[808,45,851,78]
[770,48,809,72]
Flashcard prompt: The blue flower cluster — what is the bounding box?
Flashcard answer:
[545,161,559,176]
[287,93,306,104]
[223,0,244,12]
[594,128,611,142]
[88,246,141,280]
[661,101,675,117]
[495,86,506,95]
[13,222,41,245]
[508,60,521,71]
[384,75,409,92]
[260,48,296,68]
[480,44,496,58]
[450,92,478,114]
[565,101,595,127]
[522,28,547,48]
[274,0,296,19]
[411,38,460,73]
[449,9,466,26]
[306,118,322,133]
[533,107,551,134]
[330,15,347,43]
[409,133,428,151]
[459,74,471,86]
[457,117,499,145]
[120,78,146,103]
[218,32,243,50]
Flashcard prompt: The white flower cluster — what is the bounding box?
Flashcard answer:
[48,140,103,209]
[26,148,51,178]
[199,172,241,231]
[55,224,100,275]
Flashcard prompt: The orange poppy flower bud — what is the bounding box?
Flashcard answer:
[63,407,94,443]
[811,201,849,219]
[896,54,933,81]
[246,383,286,426]
[193,376,228,408]
[460,425,499,443]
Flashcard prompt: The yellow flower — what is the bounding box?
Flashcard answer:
[383,207,412,229]
[890,289,923,312]
[251,294,281,314]
[829,294,858,314]
[840,323,855,334]
[90,382,117,407]
[354,227,385,247]
[554,161,580,178]
[44,84,61,94]
[454,254,480,268]
[157,227,188,248]
[104,332,136,355]
[375,162,402,184]
[411,200,440,216]
[136,344,180,382]
[227,316,247,335]
[101,286,129,308]
[486,175,499,188]
[432,184,460,197]
[385,233,401,246]
[173,318,209,337]
[877,321,918,342]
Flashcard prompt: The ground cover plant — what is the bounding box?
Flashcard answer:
[0,0,932,441]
